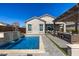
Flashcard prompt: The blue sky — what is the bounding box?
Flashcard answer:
[0,3,76,27]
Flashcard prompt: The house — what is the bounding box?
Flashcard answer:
[39,14,55,31]
[25,14,65,34]
[25,16,45,34]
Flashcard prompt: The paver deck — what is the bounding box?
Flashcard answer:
[46,33,69,48]
[42,34,65,56]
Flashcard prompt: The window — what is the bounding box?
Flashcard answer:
[28,24,32,31]
[39,24,43,31]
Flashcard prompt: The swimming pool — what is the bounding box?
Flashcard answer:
[0,35,45,55]
[0,36,39,49]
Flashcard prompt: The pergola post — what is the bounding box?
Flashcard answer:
[75,21,78,34]
[53,21,56,35]
[75,4,79,34]
[63,23,66,33]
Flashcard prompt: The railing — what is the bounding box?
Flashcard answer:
[57,32,79,44]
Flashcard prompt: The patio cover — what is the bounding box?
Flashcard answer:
[54,4,79,34]
[55,4,79,22]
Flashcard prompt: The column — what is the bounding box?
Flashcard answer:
[63,23,66,33]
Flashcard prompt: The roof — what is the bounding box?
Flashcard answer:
[55,4,79,22]
[25,14,56,23]
[0,22,10,26]
[39,14,56,19]
[25,16,46,23]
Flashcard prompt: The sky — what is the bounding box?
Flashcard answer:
[0,3,76,27]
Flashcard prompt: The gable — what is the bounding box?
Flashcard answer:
[40,14,55,24]
[25,16,45,23]
[26,18,45,24]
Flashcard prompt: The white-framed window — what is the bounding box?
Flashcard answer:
[39,24,43,31]
[28,24,32,31]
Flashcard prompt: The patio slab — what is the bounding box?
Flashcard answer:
[42,34,65,56]
[46,33,69,48]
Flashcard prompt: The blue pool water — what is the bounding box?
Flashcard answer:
[0,36,39,49]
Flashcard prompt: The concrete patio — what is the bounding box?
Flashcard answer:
[46,33,69,48]
[42,34,65,56]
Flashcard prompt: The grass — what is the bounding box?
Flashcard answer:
[45,33,68,56]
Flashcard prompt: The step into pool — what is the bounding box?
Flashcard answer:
[0,36,39,49]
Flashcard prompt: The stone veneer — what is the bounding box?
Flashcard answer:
[71,34,79,44]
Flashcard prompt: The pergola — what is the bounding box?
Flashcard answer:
[54,4,79,34]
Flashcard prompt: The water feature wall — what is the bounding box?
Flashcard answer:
[0,31,20,46]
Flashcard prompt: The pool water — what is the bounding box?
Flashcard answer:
[0,36,39,49]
